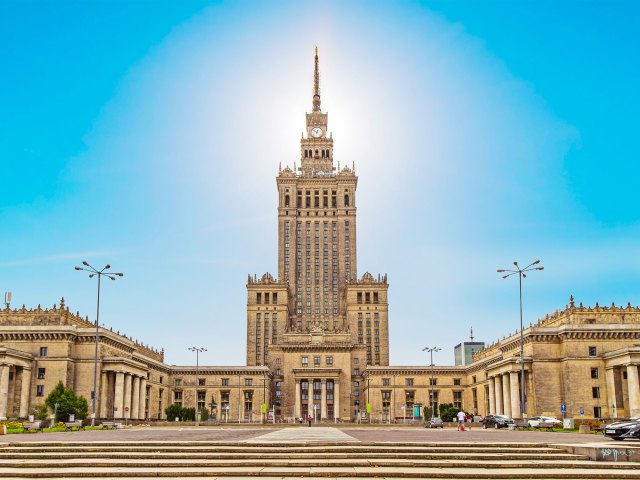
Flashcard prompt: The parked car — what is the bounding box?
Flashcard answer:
[482,415,515,429]
[425,417,444,428]
[527,416,562,428]
[604,417,640,441]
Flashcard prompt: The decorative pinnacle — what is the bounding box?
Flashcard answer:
[313,46,321,112]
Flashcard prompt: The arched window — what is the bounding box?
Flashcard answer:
[321,150,325,158]
[344,194,350,207]
[284,195,290,207]
[304,150,308,158]
[315,150,319,156]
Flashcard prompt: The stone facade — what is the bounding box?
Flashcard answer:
[2,50,639,423]
[0,301,270,422]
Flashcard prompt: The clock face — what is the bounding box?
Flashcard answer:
[311,127,323,138]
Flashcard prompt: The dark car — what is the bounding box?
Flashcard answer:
[482,414,515,429]
[604,418,640,441]
[425,417,444,428]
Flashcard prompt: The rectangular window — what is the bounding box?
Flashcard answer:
[314,356,321,366]
[406,378,414,386]
[373,292,379,304]
[222,378,229,386]
[302,356,309,366]
[382,378,390,386]
[39,347,48,357]
[594,406,602,418]
[175,379,183,386]
[354,368,359,376]
[174,391,183,401]
[198,378,206,386]
[256,293,262,304]
[453,391,463,409]
[588,346,597,357]
[590,367,599,379]
[453,378,461,386]
[429,378,437,386]
[245,378,253,386]
[36,385,44,397]
[275,369,281,376]
[326,356,333,366]
[592,386,600,399]
[357,292,362,304]
[273,292,277,304]
[37,368,46,379]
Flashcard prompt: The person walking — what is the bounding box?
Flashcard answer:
[307,414,313,427]
[456,410,466,431]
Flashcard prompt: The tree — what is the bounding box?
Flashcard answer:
[44,381,89,422]
[439,403,458,422]
[165,403,182,421]
[423,406,433,420]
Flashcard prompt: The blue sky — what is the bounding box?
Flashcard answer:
[1,0,639,366]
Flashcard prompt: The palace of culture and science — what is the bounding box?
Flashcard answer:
[1,50,639,423]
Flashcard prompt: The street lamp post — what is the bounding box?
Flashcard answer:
[74,262,123,426]
[188,347,207,426]
[422,347,441,420]
[497,259,544,420]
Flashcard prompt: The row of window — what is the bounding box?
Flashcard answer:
[301,355,334,366]
[379,377,462,387]
[357,292,380,304]
[255,292,278,305]
[174,378,256,387]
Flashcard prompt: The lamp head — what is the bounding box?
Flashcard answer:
[533,259,540,265]
[513,261,518,266]
[104,264,111,270]
[537,267,544,271]
[497,269,505,273]
[89,274,94,278]
[74,266,82,270]
[82,261,89,266]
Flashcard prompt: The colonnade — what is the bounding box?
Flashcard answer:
[606,363,640,418]
[487,371,522,419]
[100,370,147,420]
[0,364,31,419]
[294,378,339,421]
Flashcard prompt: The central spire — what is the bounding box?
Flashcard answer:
[312,46,321,112]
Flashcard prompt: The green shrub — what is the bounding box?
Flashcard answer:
[29,403,49,421]
[439,403,458,422]
[44,381,89,422]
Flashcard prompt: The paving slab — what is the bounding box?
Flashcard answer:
[246,427,358,443]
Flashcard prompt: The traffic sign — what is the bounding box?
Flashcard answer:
[561,403,566,413]
[580,409,584,416]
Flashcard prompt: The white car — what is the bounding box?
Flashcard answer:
[527,416,562,427]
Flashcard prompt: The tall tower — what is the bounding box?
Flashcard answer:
[247,49,389,420]
[276,47,358,334]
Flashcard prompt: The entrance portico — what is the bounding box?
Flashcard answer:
[0,347,34,420]
[293,368,341,422]
[100,357,149,420]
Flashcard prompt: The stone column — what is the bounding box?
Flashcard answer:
[488,377,496,414]
[114,372,125,419]
[605,368,617,418]
[131,376,140,420]
[502,373,511,418]
[627,364,640,418]
[18,367,31,418]
[334,380,340,421]
[307,380,312,416]
[295,380,301,419]
[321,380,327,421]
[138,377,147,420]
[510,371,521,419]
[0,364,10,420]
[123,373,133,419]
[99,372,109,419]
[494,375,503,415]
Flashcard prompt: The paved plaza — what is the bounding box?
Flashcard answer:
[0,424,626,443]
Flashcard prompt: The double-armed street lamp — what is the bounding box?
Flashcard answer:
[74,261,123,426]
[188,346,207,426]
[497,259,544,420]
[422,347,441,420]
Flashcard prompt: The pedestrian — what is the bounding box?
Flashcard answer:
[465,412,472,430]
[456,410,466,431]
[307,414,313,427]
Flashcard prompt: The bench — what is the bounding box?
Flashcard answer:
[64,421,84,430]
[23,421,42,431]
[100,421,120,429]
